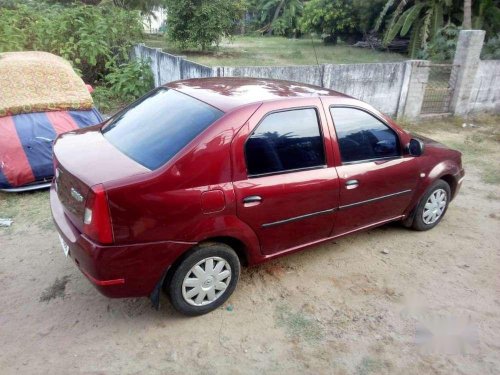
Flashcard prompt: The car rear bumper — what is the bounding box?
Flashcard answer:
[50,184,194,298]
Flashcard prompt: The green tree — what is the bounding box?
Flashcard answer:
[352,0,387,37]
[164,0,246,51]
[300,0,355,44]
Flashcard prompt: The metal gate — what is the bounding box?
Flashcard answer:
[420,63,460,115]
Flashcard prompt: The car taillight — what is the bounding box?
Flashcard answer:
[83,184,113,244]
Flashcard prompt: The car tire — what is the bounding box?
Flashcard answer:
[412,179,451,231]
[167,242,240,316]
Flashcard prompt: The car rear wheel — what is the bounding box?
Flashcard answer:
[412,180,451,231]
[167,243,240,316]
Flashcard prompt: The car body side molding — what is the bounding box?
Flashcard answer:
[338,189,412,211]
[261,208,337,228]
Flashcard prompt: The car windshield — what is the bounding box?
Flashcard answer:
[102,88,224,170]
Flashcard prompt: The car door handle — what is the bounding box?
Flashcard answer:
[345,180,359,189]
[243,195,262,204]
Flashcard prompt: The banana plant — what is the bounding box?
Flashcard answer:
[473,0,500,35]
[375,0,454,57]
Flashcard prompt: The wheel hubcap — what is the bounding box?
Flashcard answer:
[422,188,447,225]
[182,257,231,306]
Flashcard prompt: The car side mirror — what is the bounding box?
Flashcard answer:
[407,138,424,157]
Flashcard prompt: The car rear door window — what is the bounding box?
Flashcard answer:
[330,107,400,163]
[102,88,223,170]
[245,108,325,176]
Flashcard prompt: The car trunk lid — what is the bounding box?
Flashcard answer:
[53,126,149,232]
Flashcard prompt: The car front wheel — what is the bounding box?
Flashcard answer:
[167,243,240,316]
[412,179,451,231]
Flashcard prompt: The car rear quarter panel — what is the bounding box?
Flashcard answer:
[104,103,261,252]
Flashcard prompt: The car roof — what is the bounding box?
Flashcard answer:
[166,77,350,112]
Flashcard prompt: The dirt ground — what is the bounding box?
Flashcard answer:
[0,116,499,375]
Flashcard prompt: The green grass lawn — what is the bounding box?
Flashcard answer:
[143,35,407,67]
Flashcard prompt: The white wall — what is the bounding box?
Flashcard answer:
[132,44,500,117]
[469,60,500,113]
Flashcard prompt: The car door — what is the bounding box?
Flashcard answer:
[232,99,340,255]
[327,105,420,235]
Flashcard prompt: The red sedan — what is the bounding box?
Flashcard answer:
[50,78,464,315]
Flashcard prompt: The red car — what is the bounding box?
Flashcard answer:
[51,78,464,315]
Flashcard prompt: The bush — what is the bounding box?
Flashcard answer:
[0,3,143,83]
[91,86,122,114]
[0,5,42,52]
[105,60,154,102]
[482,34,500,60]
[426,24,461,62]
[91,59,154,114]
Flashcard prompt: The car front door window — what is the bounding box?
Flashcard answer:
[330,107,400,164]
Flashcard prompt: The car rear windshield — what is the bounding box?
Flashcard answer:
[102,88,224,170]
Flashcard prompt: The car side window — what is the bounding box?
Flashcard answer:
[330,107,400,164]
[245,108,325,176]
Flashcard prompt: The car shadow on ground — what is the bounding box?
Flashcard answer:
[51,221,410,323]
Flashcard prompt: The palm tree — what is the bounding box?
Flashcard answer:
[463,0,472,29]
[259,0,303,36]
[472,0,500,34]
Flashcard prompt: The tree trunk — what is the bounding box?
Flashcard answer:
[267,0,285,36]
[241,11,246,35]
[463,0,472,29]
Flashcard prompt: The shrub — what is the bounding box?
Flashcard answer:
[426,24,461,62]
[92,60,153,114]
[0,3,143,83]
[105,59,154,102]
[0,5,42,52]
[482,34,500,60]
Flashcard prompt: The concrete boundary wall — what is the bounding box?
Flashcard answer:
[469,60,500,113]
[133,44,215,86]
[132,34,499,118]
[218,65,323,87]
[132,44,406,117]
[323,62,407,116]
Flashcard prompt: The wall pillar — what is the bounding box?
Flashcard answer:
[450,30,485,116]
[397,60,429,119]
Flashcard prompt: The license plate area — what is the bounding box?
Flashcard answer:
[58,234,70,257]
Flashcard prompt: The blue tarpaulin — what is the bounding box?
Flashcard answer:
[0,108,102,189]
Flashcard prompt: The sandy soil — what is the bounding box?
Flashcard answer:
[0,117,499,374]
